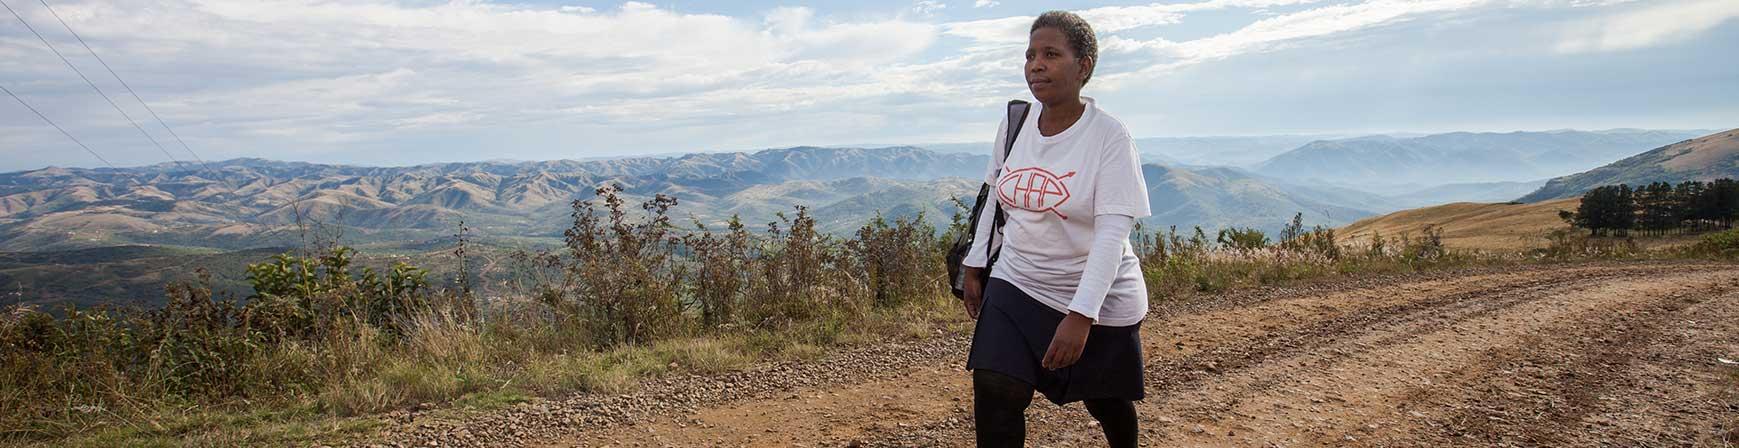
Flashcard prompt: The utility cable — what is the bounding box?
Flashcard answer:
[3,84,116,169]
[2,0,185,169]
[37,0,212,173]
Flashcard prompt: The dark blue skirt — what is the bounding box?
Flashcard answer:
[966,277,1146,405]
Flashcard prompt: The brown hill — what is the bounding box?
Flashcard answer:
[1337,198,1581,251]
[1519,128,1739,202]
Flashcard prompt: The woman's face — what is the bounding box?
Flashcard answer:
[1025,27,1090,105]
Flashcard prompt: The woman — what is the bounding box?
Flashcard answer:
[960,10,1150,448]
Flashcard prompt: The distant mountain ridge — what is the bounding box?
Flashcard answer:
[919,135,1325,167]
[0,145,1405,252]
[1140,165,1389,233]
[1518,128,1739,202]
[1253,129,1709,190]
[1385,180,1549,208]
[0,146,986,251]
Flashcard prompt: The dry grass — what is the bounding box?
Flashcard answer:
[1339,199,1584,251]
[1339,198,1713,253]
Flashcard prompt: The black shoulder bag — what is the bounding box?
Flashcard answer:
[948,100,1031,299]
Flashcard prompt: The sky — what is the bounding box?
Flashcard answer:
[0,0,1736,171]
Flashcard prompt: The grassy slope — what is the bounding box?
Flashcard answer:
[1337,199,1582,251]
[1337,198,1710,252]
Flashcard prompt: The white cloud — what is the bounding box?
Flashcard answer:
[1081,0,1322,32]
[942,0,1324,47]
[912,1,947,17]
[974,0,1000,8]
[1095,0,1497,88]
[942,16,1033,46]
[1179,0,1491,60]
[1555,0,1739,53]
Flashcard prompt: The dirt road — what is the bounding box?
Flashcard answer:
[385,261,1739,447]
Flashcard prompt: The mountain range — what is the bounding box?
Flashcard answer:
[919,136,1323,168]
[0,147,994,251]
[1252,129,1709,193]
[0,145,1406,254]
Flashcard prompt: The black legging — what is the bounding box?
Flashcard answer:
[973,369,1138,447]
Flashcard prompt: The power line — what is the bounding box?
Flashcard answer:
[3,84,116,169]
[1,0,186,169]
[37,0,212,174]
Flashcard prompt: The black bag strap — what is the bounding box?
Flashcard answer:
[1002,100,1029,169]
[987,100,1031,262]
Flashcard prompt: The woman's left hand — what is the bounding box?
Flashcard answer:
[1042,312,1092,370]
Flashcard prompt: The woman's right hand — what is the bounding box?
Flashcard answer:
[962,267,985,319]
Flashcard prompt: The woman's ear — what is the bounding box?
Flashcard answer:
[1079,55,1096,85]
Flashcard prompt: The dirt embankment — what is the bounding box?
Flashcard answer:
[373,261,1739,447]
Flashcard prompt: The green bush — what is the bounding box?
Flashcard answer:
[245,247,431,339]
[537,187,688,347]
[1216,227,1269,251]
[1692,228,1739,257]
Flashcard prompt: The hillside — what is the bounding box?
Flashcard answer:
[1142,165,1388,234]
[1384,180,1548,208]
[1133,135,1324,167]
[0,246,284,309]
[1337,198,1581,251]
[1518,128,1739,202]
[1254,129,1707,190]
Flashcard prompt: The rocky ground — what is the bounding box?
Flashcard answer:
[361,261,1739,447]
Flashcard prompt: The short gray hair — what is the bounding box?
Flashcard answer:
[1030,11,1098,84]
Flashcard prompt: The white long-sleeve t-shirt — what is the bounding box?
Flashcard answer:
[963,97,1151,327]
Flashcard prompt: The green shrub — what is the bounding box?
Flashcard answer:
[1216,227,1270,251]
[245,246,430,339]
[1691,228,1739,258]
[538,187,689,347]
[847,212,942,309]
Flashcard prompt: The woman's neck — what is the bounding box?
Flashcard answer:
[1037,96,1087,137]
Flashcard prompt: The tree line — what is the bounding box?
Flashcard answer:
[1560,178,1739,236]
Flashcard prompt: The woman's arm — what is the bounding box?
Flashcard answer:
[1042,213,1134,370]
[960,206,997,319]
[1065,214,1135,321]
[961,198,999,269]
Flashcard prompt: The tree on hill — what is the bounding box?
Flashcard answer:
[1571,185,1634,236]
[1562,178,1739,236]
[1635,182,1676,235]
[1694,178,1739,229]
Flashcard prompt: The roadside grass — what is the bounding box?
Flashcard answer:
[21,290,967,448]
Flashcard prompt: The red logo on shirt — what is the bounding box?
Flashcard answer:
[997,167,1075,219]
